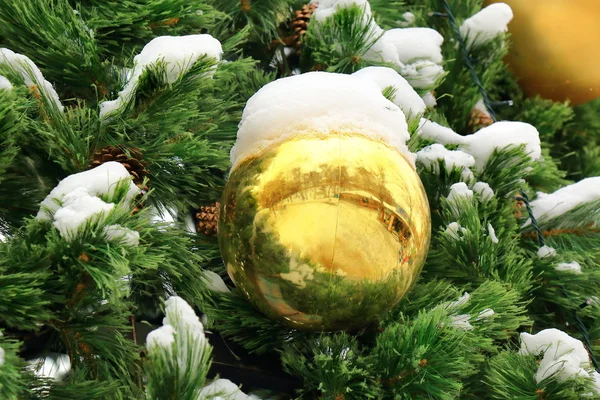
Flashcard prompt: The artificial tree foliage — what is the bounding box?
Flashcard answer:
[1,0,600,399]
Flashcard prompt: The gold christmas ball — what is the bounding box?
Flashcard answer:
[484,0,600,105]
[218,134,431,331]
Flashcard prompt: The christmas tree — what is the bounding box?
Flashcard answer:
[1,0,600,399]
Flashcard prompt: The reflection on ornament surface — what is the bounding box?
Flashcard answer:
[485,0,600,105]
[218,134,431,331]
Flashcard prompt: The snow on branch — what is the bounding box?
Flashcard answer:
[100,35,223,118]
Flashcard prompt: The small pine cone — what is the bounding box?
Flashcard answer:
[195,202,220,236]
[469,106,494,130]
[290,3,318,53]
[89,145,149,189]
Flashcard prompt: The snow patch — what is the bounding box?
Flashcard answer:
[202,270,230,293]
[146,296,209,377]
[397,12,416,27]
[476,308,495,321]
[100,35,222,118]
[37,162,140,242]
[448,182,474,204]
[383,28,443,65]
[146,325,176,353]
[198,379,259,400]
[520,328,593,384]
[352,66,425,121]
[445,222,468,241]
[460,3,513,48]
[416,120,541,170]
[417,119,465,145]
[417,144,475,176]
[37,162,139,220]
[0,75,12,90]
[0,48,63,111]
[460,121,541,170]
[529,177,600,222]
[450,314,473,330]
[312,0,372,22]
[487,223,499,244]
[230,72,412,169]
[53,188,115,241]
[555,261,582,274]
[421,91,437,108]
[446,292,470,310]
[537,246,557,258]
[103,224,140,247]
[473,181,494,202]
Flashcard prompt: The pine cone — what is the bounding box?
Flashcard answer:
[195,202,220,236]
[89,145,149,189]
[289,3,318,54]
[469,105,494,130]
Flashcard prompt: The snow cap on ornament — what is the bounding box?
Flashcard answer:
[229,71,416,169]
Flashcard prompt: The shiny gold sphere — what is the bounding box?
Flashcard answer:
[485,0,600,105]
[218,134,431,331]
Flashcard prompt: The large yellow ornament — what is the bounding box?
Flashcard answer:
[218,134,431,331]
[485,0,600,105]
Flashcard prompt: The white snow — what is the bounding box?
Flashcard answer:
[37,162,140,242]
[416,120,541,170]
[202,270,230,293]
[352,66,425,121]
[312,0,372,22]
[416,119,465,145]
[399,60,445,89]
[311,2,444,90]
[555,261,582,274]
[461,121,541,170]
[382,28,444,65]
[447,183,475,218]
[520,328,593,384]
[473,98,489,114]
[198,379,258,400]
[146,325,176,352]
[53,187,115,241]
[473,181,494,202]
[230,72,412,169]
[103,224,140,247]
[146,296,210,377]
[397,12,416,27]
[100,35,223,118]
[592,372,600,394]
[450,314,473,330]
[446,292,470,310]
[537,245,557,258]
[529,177,600,222]
[416,144,475,174]
[37,162,139,220]
[366,28,445,89]
[460,3,513,48]
[422,91,437,108]
[0,48,63,111]
[445,222,468,241]
[476,308,495,321]
[0,75,12,91]
[163,296,205,336]
[448,182,474,203]
[487,223,499,244]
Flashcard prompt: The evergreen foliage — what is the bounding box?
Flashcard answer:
[1,0,600,399]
